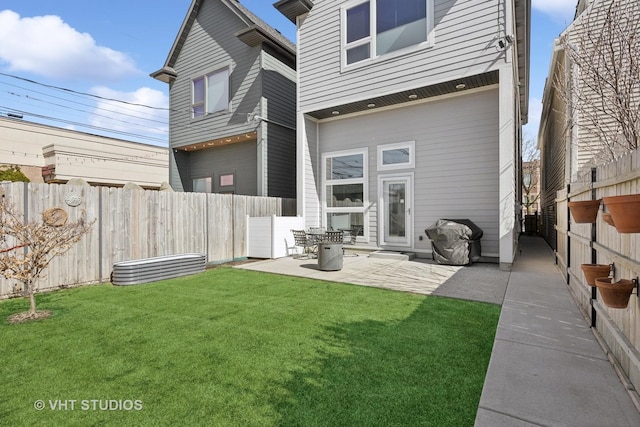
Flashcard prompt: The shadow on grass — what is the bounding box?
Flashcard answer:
[272,296,500,426]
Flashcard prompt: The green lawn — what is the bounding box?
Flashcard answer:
[0,268,499,426]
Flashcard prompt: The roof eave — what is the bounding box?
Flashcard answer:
[234,25,296,58]
[515,0,531,126]
[273,0,314,24]
[150,67,178,83]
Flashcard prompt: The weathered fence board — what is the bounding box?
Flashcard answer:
[556,148,640,394]
[0,182,295,297]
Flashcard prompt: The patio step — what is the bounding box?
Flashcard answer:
[368,251,415,261]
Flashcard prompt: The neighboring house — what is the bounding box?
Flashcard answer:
[522,160,540,215]
[151,0,297,198]
[538,0,639,250]
[275,0,530,268]
[0,117,169,188]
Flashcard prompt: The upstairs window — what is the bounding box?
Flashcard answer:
[342,0,432,67]
[192,67,229,118]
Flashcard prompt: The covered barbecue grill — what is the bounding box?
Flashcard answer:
[425,219,483,265]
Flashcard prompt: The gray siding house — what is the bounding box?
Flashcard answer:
[276,0,531,268]
[152,0,296,198]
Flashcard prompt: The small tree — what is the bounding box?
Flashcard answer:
[0,197,94,321]
[0,165,30,182]
[555,0,640,161]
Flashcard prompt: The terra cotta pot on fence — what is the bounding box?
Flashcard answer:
[568,199,601,223]
[602,212,615,227]
[581,264,611,287]
[594,277,636,309]
[602,194,640,233]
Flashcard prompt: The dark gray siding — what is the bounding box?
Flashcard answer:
[266,123,296,198]
[540,107,566,251]
[262,50,296,198]
[189,140,258,195]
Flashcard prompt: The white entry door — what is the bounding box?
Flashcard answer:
[379,175,412,247]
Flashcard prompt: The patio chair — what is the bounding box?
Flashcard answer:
[342,226,362,257]
[324,230,344,243]
[291,229,316,258]
[348,226,363,245]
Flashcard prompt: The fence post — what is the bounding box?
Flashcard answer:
[98,187,103,283]
[590,167,597,328]
[566,183,571,285]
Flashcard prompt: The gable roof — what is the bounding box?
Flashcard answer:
[151,0,295,83]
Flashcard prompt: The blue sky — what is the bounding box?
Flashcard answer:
[0,0,578,146]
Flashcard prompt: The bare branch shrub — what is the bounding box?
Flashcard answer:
[0,197,94,320]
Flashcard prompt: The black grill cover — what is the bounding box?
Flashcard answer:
[425,219,483,265]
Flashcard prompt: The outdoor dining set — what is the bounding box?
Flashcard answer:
[290,226,362,259]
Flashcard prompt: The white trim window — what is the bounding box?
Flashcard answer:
[341,0,434,68]
[377,141,415,171]
[322,148,368,240]
[192,67,230,118]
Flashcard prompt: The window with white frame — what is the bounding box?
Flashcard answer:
[192,176,212,193]
[342,0,433,67]
[377,141,415,171]
[192,67,229,118]
[322,149,368,237]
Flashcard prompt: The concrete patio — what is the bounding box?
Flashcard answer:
[236,251,510,305]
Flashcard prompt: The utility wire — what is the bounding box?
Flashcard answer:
[0,80,167,123]
[0,71,173,112]
[0,105,167,143]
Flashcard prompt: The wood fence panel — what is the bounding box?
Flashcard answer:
[0,182,27,296]
[563,149,640,394]
[555,189,568,277]
[207,194,234,262]
[1,183,293,297]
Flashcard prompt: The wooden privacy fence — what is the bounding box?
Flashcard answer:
[555,148,640,394]
[0,182,296,298]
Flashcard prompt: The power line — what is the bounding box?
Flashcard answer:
[0,80,167,123]
[6,92,169,132]
[0,105,167,143]
[0,71,173,112]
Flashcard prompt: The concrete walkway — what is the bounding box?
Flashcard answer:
[475,236,640,426]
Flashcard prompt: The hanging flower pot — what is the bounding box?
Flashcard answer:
[594,277,636,309]
[567,199,601,223]
[581,264,611,287]
[602,194,640,233]
[602,212,615,227]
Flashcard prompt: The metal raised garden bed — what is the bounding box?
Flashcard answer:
[111,253,206,286]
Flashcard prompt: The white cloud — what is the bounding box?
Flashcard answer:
[0,10,139,81]
[532,0,577,23]
[88,86,169,141]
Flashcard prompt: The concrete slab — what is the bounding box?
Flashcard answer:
[431,262,509,305]
[475,407,541,427]
[478,339,640,426]
[236,254,508,304]
[496,302,606,359]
